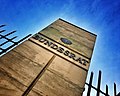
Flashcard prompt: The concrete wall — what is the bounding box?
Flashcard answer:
[0,19,96,96]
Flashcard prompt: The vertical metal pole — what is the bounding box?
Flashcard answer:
[0,36,17,46]
[0,30,6,33]
[106,85,108,96]
[114,83,116,96]
[0,34,32,55]
[0,30,16,39]
[96,70,101,96]
[17,34,32,44]
[0,25,6,28]
[4,30,16,36]
[87,72,93,96]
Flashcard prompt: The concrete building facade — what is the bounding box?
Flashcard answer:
[0,19,96,96]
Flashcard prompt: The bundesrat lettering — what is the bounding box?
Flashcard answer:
[32,34,89,66]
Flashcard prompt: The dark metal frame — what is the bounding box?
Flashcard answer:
[85,70,119,96]
[0,24,32,56]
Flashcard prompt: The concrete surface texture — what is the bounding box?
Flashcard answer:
[0,19,96,96]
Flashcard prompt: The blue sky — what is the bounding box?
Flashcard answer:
[0,0,120,95]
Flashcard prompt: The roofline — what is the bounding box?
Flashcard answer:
[57,18,97,37]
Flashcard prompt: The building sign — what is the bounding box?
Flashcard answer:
[30,33,89,70]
